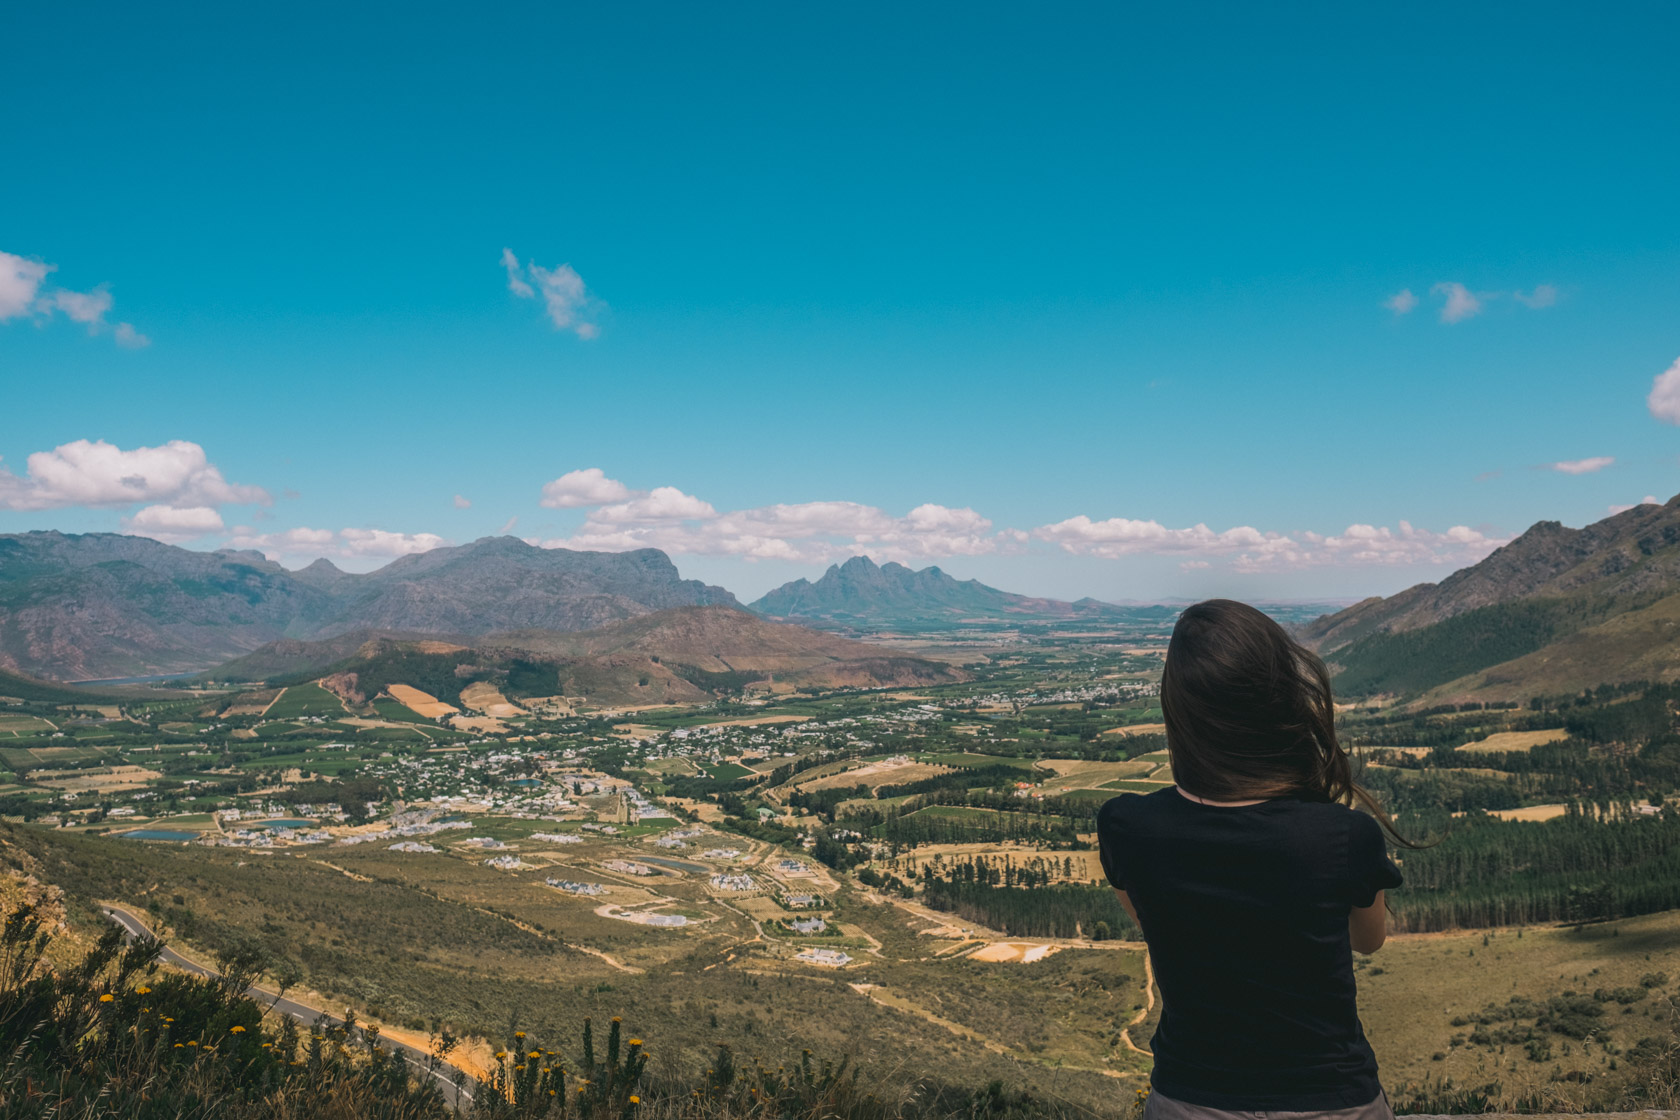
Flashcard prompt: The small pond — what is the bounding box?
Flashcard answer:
[121,830,199,842]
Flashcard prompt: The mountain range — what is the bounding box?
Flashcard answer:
[209,605,965,705]
[749,555,1135,627]
[0,533,735,680]
[1303,493,1680,703]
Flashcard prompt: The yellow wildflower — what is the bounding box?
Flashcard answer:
[629,1038,643,1046]
[99,994,114,1003]
[230,1026,246,1033]
[630,1095,641,1105]
[515,1031,526,1039]
[137,986,151,995]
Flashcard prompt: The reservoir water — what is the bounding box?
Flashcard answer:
[121,829,199,842]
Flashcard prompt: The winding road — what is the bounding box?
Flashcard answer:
[100,904,476,1106]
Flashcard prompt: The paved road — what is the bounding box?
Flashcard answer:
[101,905,476,1106]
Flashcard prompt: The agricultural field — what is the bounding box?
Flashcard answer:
[263,683,347,720]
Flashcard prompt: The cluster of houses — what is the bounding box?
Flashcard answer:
[547,878,607,896]
[710,873,756,891]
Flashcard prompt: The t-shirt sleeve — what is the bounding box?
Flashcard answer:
[1097,796,1131,891]
[1347,810,1403,908]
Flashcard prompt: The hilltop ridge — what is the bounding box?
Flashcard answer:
[0,532,736,681]
[1303,494,1680,701]
[750,555,1138,628]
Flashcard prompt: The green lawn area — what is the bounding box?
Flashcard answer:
[904,804,1014,822]
[917,752,1038,772]
[264,683,346,720]
[701,762,755,781]
[371,698,434,725]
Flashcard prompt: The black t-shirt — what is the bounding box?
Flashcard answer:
[1097,787,1403,1110]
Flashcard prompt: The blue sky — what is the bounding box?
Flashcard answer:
[4,1,1679,602]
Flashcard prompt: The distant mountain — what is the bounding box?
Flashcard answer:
[0,533,737,681]
[1302,494,1680,702]
[214,605,965,705]
[317,536,737,637]
[749,555,1129,627]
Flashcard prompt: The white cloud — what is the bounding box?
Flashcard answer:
[540,468,634,509]
[1034,515,1273,559]
[1610,496,1661,515]
[1230,521,1508,572]
[1432,281,1483,324]
[121,504,225,543]
[536,472,1519,577]
[1648,357,1680,425]
[501,248,602,339]
[0,439,268,512]
[497,515,518,534]
[339,528,448,557]
[45,286,112,326]
[0,249,148,345]
[1550,456,1614,475]
[1028,507,1508,573]
[1383,289,1418,315]
[453,494,472,509]
[0,252,51,319]
[544,486,1014,565]
[1513,284,1558,309]
[499,248,534,299]
[226,526,447,564]
[592,486,718,524]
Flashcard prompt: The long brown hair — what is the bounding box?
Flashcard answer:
[1160,598,1421,848]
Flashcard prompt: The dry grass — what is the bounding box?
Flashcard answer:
[458,681,526,718]
[1100,722,1166,737]
[385,684,458,719]
[689,714,812,729]
[1360,910,1680,1105]
[1487,803,1570,822]
[1456,728,1571,752]
[34,764,162,794]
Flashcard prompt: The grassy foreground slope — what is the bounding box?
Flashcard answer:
[7,823,1151,1114]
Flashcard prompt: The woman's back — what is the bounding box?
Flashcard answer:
[1099,788,1400,1110]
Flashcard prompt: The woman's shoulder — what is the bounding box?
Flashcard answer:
[1098,786,1179,828]
[1271,798,1384,839]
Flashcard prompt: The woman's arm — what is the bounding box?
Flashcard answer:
[1350,891,1387,954]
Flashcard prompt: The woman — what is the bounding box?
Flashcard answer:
[1099,599,1412,1119]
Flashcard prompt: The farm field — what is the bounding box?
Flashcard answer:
[263,683,347,720]
[1457,728,1572,752]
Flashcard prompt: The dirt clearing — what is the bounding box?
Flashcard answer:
[385,684,458,719]
[969,941,1061,963]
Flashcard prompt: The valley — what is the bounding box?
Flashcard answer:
[4,525,1680,1113]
